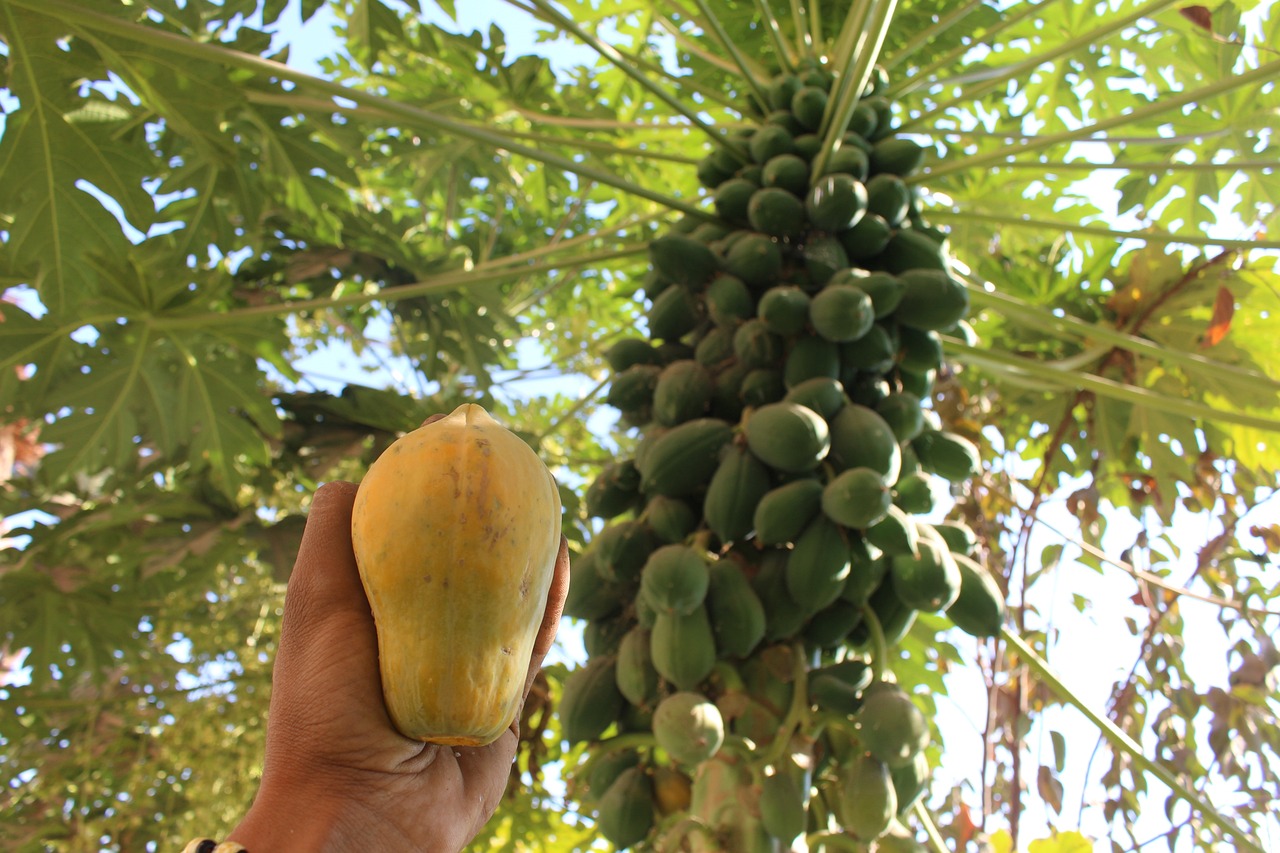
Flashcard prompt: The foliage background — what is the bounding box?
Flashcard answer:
[1,0,1278,850]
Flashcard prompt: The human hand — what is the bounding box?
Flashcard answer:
[227,478,570,853]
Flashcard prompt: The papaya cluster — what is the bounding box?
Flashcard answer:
[562,61,1007,851]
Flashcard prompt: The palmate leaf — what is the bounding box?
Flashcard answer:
[0,10,157,316]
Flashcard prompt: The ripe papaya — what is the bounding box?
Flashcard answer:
[704,445,772,545]
[597,767,655,849]
[705,560,767,659]
[653,765,694,816]
[753,477,824,547]
[559,656,624,745]
[351,404,561,746]
[650,605,717,691]
[744,401,831,474]
[653,691,725,766]
[639,544,711,616]
[636,418,734,496]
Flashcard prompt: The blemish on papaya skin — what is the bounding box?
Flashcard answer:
[500,646,512,655]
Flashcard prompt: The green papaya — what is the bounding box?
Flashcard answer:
[783,376,847,420]
[650,605,717,691]
[762,153,810,195]
[890,750,930,816]
[841,551,889,609]
[869,137,926,177]
[744,401,831,474]
[757,285,812,336]
[784,335,841,387]
[739,368,787,408]
[637,418,734,496]
[786,516,852,613]
[864,173,911,226]
[733,318,785,370]
[560,657,624,744]
[838,212,892,260]
[828,403,902,483]
[822,466,893,529]
[705,274,755,327]
[650,233,720,289]
[597,767,655,849]
[894,269,969,331]
[790,85,828,130]
[706,559,767,658]
[803,235,850,285]
[606,337,663,372]
[704,445,772,545]
[946,552,1006,638]
[644,495,699,544]
[653,691,725,766]
[752,549,808,642]
[585,749,641,801]
[935,520,977,555]
[840,753,897,840]
[865,503,920,557]
[640,544,710,616]
[759,772,807,845]
[606,364,661,415]
[803,598,863,648]
[748,187,807,239]
[562,550,628,621]
[810,283,875,343]
[647,284,701,341]
[892,470,937,515]
[749,124,797,164]
[594,519,657,583]
[881,228,948,273]
[856,682,929,768]
[806,173,868,232]
[753,478,824,547]
[890,532,960,612]
[912,428,981,481]
[615,627,659,708]
[714,177,761,225]
[585,459,642,520]
[722,232,784,287]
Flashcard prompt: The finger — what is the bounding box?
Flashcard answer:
[280,481,367,637]
[533,536,571,658]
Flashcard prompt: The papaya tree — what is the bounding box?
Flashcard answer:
[0,1,1278,851]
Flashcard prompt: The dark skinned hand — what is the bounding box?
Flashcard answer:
[227,473,570,853]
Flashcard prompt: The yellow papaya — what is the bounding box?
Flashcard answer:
[351,403,562,746]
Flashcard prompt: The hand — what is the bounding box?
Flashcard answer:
[228,479,570,852]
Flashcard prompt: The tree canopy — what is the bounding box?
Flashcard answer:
[1,1,1278,851]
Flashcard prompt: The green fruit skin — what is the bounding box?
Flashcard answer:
[751,549,808,642]
[650,233,720,288]
[786,516,852,614]
[890,534,961,612]
[890,751,931,816]
[586,459,642,520]
[757,285,812,336]
[828,403,902,483]
[652,360,715,427]
[759,772,807,844]
[706,560,767,658]
[935,520,978,554]
[560,657,624,745]
[803,598,863,648]
[745,401,832,474]
[645,495,699,544]
[822,466,893,529]
[606,337,663,372]
[841,552,889,608]
[723,233,784,288]
[753,478,824,547]
[706,274,756,328]
[586,749,641,801]
[652,691,725,766]
[856,682,930,768]
[840,753,898,840]
[615,627,660,709]
[865,503,920,557]
[598,767,656,849]
[748,187,807,239]
[703,446,773,545]
[637,418,734,496]
[894,269,969,331]
[562,551,627,621]
[651,605,717,691]
[784,336,841,388]
[784,376,848,421]
[640,544,711,616]
[809,283,876,343]
[946,552,1006,638]
[912,429,981,482]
